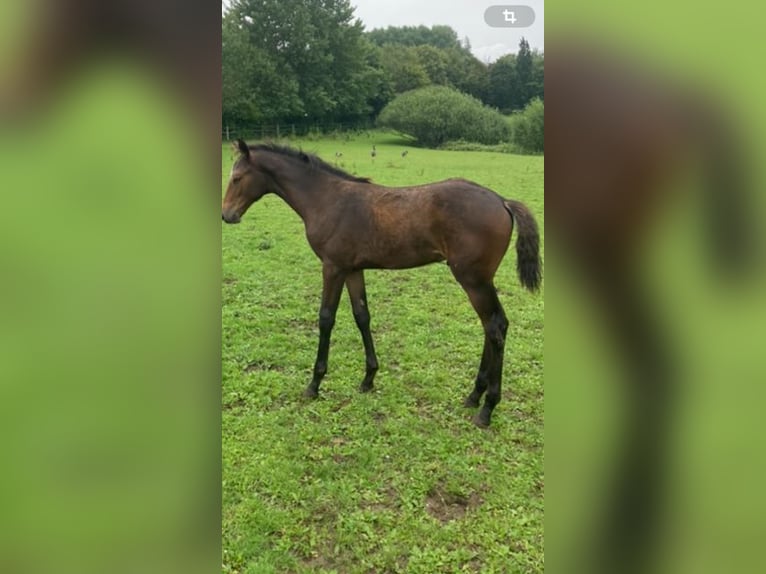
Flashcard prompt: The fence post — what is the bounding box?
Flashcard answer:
[225,125,230,141]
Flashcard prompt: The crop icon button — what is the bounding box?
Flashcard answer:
[484,5,536,28]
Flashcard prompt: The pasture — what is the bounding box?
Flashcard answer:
[222,132,544,573]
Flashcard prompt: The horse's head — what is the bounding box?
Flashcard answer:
[222,139,271,224]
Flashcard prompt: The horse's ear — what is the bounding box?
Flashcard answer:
[236,139,250,158]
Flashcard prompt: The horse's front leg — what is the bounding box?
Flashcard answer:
[345,271,379,392]
[304,264,346,398]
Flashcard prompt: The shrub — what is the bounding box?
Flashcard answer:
[377,86,510,147]
[508,98,544,154]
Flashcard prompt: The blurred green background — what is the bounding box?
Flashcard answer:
[546,2,766,573]
[0,5,220,573]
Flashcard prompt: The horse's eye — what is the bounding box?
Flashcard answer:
[232,176,241,184]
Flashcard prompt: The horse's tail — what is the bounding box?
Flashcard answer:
[694,102,756,278]
[503,199,542,292]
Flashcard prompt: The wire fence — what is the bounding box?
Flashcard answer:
[222,119,377,142]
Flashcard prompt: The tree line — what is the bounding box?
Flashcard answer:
[222,0,544,128]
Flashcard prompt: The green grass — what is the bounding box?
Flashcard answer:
[222,131,544,573]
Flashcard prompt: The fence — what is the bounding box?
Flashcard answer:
[222,119,376,142]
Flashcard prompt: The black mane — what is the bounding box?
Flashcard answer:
[249,143,371,184]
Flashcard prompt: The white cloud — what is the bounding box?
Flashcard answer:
[472,43,514,63]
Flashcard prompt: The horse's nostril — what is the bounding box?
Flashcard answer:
[222,213,226,221]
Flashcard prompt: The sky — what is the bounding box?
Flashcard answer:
[350,0,544,62]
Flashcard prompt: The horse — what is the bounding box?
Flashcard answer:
[222,140,541,428]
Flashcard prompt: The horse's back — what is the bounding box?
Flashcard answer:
[366,178,509,234]
[320,179,512,272]
[376,179,513,276]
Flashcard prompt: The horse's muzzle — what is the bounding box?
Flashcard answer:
[221,211,241,224]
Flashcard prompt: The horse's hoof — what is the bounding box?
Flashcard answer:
[472,413,491,428]
[463,395,480,408]
[359,382,375,393]
[303,387,319,399]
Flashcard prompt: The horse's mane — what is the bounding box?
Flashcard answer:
[250,143,372,184]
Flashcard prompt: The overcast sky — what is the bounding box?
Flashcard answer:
[350,0,544,62]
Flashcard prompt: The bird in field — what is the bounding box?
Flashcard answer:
[401,150,408,158]
[370,145,377,160]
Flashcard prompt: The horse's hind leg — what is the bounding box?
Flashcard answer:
[345,271,379,392]
[457,279,509,427]
[464,339,490,408]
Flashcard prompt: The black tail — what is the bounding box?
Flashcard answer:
[682,96,757,280]
[702,117,756,279]
[504,200,542,292]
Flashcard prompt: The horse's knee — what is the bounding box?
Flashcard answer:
[352,308,370,330]
[318,308,335,331]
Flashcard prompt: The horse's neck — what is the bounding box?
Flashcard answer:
[267,159,334,223]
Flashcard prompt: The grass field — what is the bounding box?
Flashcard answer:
[222,132,544,573]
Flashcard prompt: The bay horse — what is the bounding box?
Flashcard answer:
[222,140,541,428]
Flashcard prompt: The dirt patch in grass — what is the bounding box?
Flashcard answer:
[222,395,246,411]
[461,556,484,573]
[371,410,386,423]
[297,517,341,572]
[360,484,401,513]
[425,484,483,523]
[244,360,285,373]
[298,540,337,572]
[330,397,353,412]
[287,317,315,331]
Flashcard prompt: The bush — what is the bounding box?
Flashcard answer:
[508,98,544,154]
[377,86,510,147]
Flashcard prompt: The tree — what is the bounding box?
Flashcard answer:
[445,48,489,102]
[414,45,450,86]
[487,54,517,113]
[222,17,258,125]
[365,25,489,103]
[226,0,378,122]
[378,45,430,93]
[222,14,302,125]
[359,44,395,117]
[531,50,545,102]
[510,98,544,153]
[367,25,463,51]
[514,37,534,109]
[485,38,542,112]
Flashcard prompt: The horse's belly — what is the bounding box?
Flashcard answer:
[375,251,446,270]
[360,235,445,269]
